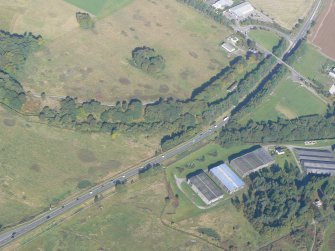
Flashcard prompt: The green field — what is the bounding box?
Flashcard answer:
[240,74,327,123]
[321,222,335,251]
[291,43,335,88]
[0,107,158,227]
[16,0,232,103]
[10,170,264,251]
[64,0,134,18]
[9,172,221,251]
[249,29,281,51]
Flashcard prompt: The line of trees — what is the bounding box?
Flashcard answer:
[218,113,335,147]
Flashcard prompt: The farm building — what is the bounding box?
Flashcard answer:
[221,42,236,52]
[229,2,254,18]
[209,163,244,193]
[230,147,274,177]
[329,71,335,79]
[329,84,335,95]
[275,146,285,155]
[294,148,335,175]
[212,0,234,9]
[187,170,224,205]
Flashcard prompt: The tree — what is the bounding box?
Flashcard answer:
[131,46,165,74]
[76,12,95,29]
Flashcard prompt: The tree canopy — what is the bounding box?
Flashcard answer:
[132,46,165,74]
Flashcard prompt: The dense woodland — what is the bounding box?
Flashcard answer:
[232,161,335,234]
[0,30,41,76]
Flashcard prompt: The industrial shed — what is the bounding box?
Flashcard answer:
[229,2,254,18]
[294,147,335,175]
[209,163,244,193]
[187,170,224,205]
[212,0,234,9]
[230,147,274,177]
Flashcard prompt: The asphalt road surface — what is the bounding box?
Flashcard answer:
[0,118,230,248]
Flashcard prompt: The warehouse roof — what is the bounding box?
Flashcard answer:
[209,163,244,192]
[229,2,254,17]
[187,170,223,203]
[212,0,234,9]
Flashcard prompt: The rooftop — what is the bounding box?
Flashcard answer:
[209,163,244,192]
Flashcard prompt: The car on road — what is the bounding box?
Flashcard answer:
[46,215,50,219]
[89,191,93,194]
[214,125,218,128]
[161,155,165,158]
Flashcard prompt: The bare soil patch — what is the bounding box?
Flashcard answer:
[309,0,335,60]
[78,149,97,163]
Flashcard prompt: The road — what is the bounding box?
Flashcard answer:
[0,1,324,248]
[0,118,230,248]
[239,0,327,103]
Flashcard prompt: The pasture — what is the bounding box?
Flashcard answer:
[240,74,327,123]
[249,29,281,51]
[10,172,221,251]
[15,0,232,103]
[65,0,134,18]
[290,43,335,88]
[249,0,314,29]
[0,107,158,227]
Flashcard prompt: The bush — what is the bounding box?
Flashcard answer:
[77,180,92,189]
[76,12,95,29]
[132,46,165,74]
[197,227,220,240]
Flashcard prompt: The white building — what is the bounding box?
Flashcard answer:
[221,42,236,52]
[329,71,335,79]
[212,0,234,9]
[229,2,254,18]
[329,84,335,95]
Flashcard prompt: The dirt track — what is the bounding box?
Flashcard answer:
[309,0,335,60]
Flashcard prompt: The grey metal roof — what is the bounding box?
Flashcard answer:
[188,171,223,202]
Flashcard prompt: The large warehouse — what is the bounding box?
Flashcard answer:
[230,147,274,177]
[187,170,224,205]
[229,2,254,18]
[294,148,335,175]
[209,163,245,193]
[212,0,234,9]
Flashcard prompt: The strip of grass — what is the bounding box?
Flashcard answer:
[64,0,133,17]
[290,43,335,86]
[249,29,281,51]
[240,74,327,123]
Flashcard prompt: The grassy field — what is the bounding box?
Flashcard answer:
[291,43,335,88]
[8,172,221,251]
[9,169,265,251]
[0,107,159,227]
[12,0,232,103]
[321,222,335,251]
[240,74,328,123]
[65,0,134,18]
[249,0,314,29]
[249,29,281,51]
